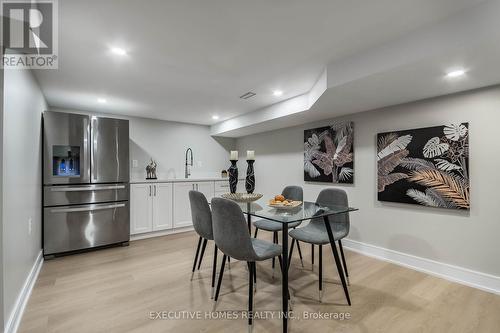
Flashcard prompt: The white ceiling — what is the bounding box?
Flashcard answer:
[34,0,487,125]
[211,0,500,137]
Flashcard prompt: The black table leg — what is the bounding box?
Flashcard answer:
[323,216,351,306]
[247,202,251,234]
[281,223,289,332]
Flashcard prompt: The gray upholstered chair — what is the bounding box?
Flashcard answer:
[211,197,283,327]
[288,188,350,303]
[189,190,219,298]
[253,186,305,269]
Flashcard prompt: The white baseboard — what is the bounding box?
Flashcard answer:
[4,250,44,333]
[342,239,500,295]
[130,226,194,241]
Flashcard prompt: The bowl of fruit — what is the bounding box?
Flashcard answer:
[268,194,302,210]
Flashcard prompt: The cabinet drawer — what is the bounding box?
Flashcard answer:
[214,180,231,192]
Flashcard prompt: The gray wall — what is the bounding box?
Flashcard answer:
[128,117,235,180]
[237,85,500,277]
[50,109,236,180]
[2,68,46,323]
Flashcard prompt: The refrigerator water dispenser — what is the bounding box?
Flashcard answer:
[52,145,80,177]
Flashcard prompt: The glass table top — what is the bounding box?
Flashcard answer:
[236,198,358,224]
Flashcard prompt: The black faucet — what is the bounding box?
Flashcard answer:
[185,148,193,178]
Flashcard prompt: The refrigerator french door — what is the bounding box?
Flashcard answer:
[43,111,130,257]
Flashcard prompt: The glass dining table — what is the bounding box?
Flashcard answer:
[237,198,358,333]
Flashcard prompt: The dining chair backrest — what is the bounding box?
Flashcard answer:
[211,197,256,261]
[310,188,350,235]
[189,190,213,240]
[282,186,303,201]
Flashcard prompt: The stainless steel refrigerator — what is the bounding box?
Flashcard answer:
[43,111,130,258]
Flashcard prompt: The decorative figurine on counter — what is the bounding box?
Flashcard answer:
[221,170,228,178]
[146,159,157,179]
[245,150,255,194]
[228,151,238,193]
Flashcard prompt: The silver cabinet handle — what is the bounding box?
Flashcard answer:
[196,184,199,190]
[154,185,157,196]
[50,203,126,213]
[50,185,126,192]
[149,185,152,196]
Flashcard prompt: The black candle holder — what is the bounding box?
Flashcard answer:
[228,160,238,194]
[245,160,255,194]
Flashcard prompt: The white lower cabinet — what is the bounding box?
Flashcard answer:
[131,180,228,237]
[173,181,214,228]
[153,183,173,231]
[130,183,153,234]
[130,183,173,235]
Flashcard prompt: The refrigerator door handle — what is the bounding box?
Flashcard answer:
[91,116,97,181]
[50,185,126,192]
[50,203,126,214]
[84,116,91,182]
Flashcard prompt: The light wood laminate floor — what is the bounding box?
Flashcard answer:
[18,231,500,333]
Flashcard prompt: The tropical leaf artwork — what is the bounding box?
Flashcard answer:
[377,123,469,210]
[304,122,354,183]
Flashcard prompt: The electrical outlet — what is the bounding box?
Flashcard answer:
[132,160,138,168]
[28,217,32,235]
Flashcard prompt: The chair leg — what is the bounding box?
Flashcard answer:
[191,237,202,279]
[211,244,218,299]
[253,227,259,238]
[248,262,254,326]
[319,244,323,302]
[296,240,304,268]
[197,238,208,270]
[338,239,350,285]
[214,255,227,302]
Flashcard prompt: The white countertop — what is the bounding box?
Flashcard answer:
[130,177,244,184]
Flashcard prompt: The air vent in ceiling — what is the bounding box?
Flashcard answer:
[239,92,256,99]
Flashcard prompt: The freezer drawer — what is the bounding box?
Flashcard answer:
[43,201,130,255]
[44,183,129,206]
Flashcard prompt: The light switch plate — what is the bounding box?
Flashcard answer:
[132,160,138,168]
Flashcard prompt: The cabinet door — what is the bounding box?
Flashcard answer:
[173,182,196,228]
[130,184,153,234]
[196,181,214,202]
[153,183,173,231]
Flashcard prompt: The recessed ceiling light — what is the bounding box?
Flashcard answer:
[273,90,283,96]
[445,69,466,78]
[97,98,107,103]
[110,47,127,56]
[212,115,220,120]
